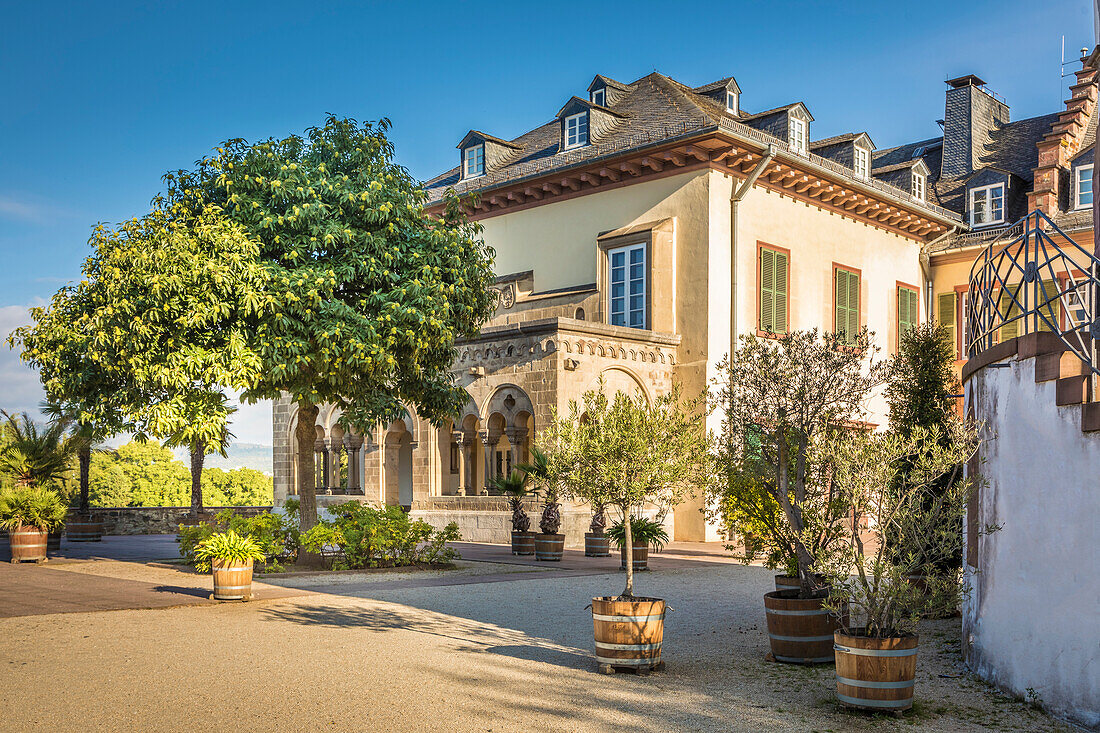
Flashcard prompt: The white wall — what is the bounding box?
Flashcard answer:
[964,357,1100,729]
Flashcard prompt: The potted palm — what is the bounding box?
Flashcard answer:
[0,487,68,563]
[520,447,564,562]
[607,516,669,571]
[585,503,610,557]
[194,530,267,601]
[543,383,711,675]
[709,330,891,665]
[491,470,534,555]
[823,423,978,714]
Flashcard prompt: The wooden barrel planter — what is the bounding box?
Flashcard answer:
[619,541,649,571]
[211,558,255,601]
[9,526,47,563]
[585,533,611,557]
[66,518,104,542]
[592,596,665,674]
[534,533,564,561]
[833,631,918,713]
[764,590,841,664]
[775,575,800,592]
[511,531,534,556]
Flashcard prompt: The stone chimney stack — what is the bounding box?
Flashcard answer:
[940,75,1010,179]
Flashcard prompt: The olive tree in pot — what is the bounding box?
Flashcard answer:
[543,383,711,675]
[491,470,534,556]
[708,330,891,665]
[519,447,564,562]
[823,422,979,714]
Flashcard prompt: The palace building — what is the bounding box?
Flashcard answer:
[271,56,1097,545]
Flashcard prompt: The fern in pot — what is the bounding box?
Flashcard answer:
[490,470,534,556]
[194,530,267,601]
[607,516,669,571]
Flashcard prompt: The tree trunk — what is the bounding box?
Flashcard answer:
[78,444,91,514]
[622,509,634,598]
[295,400,323,568]
[189,440,204,514]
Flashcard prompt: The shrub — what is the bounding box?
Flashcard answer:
[299,502,461,570]
[0,486,69,531]
[178,508,298,571]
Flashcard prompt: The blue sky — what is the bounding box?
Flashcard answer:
[0,0,1093,443]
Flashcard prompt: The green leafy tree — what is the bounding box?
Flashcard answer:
[9,205,267,516]
[709,330,893,598]
[202,467,273,506]
[542,384,711,598]
[166,116,496,542]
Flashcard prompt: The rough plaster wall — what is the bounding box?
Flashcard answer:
[963,360,1100,728]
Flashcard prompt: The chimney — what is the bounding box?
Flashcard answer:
[940,75,1010,179]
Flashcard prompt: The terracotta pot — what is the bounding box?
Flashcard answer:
[510,531,534,556]
[9,526,47,563]
[585,533,611,557]
[592,596,665,674]
[764,590,844,665]
[618,541,649,571]
[534,533,564,561]
[211,557,254,601]
[834,630,918,713]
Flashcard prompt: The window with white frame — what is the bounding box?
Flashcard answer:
[911,172,926,201]
[726,91,739,114]
[591,88,605,106]
[463,144,485,178]
[853,147,869,179]
[564,112,589,149]
[788,117,807,154]
[1076,164,1093,209]
[969,183,1005,226]
[608,243,646,329]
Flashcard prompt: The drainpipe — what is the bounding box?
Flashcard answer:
[919,226,958,322]
[730,143,776,350]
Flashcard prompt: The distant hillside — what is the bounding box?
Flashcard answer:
[169,442,273,475]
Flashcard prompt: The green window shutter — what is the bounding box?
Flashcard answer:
[999,287,1019,341]
[938,292,958,357]
[1037,279,1058,332]
[774,251,788,333]
[759,248,789,334]
[760,248,775,332]
[899,287,918,340]
[836,269,860,343]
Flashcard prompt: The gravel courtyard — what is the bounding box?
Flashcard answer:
[0,553,1075,732]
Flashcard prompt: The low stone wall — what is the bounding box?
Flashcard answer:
[67,506,273,535]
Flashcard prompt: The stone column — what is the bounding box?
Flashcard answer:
[451,430,465,496]
[462,433,476,496]
[346,435,363,494]
[506,427,527,475]
[362,431,382,503]
[479,430,493,494]
[325,438,342,493]
[314,439,328,493]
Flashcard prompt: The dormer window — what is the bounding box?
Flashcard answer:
[853,147,870,179]
[564,112,589,150]
[726,91,739,114]
[1076,164,1093,209]
[912,172,926,201]
[591,87,605,107]
[788,117,808,154]
[970,183,1005,226]
[463,144,485,178]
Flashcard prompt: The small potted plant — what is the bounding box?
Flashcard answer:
[491,470,534,556]
[0,486,68,563]
[585,503,610,557]
[824,422,978,714]
[520,447,564,562]
[709,331,890,665]
[542,383,711,675]
[194,530,267,601]
[607,516,669,571]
